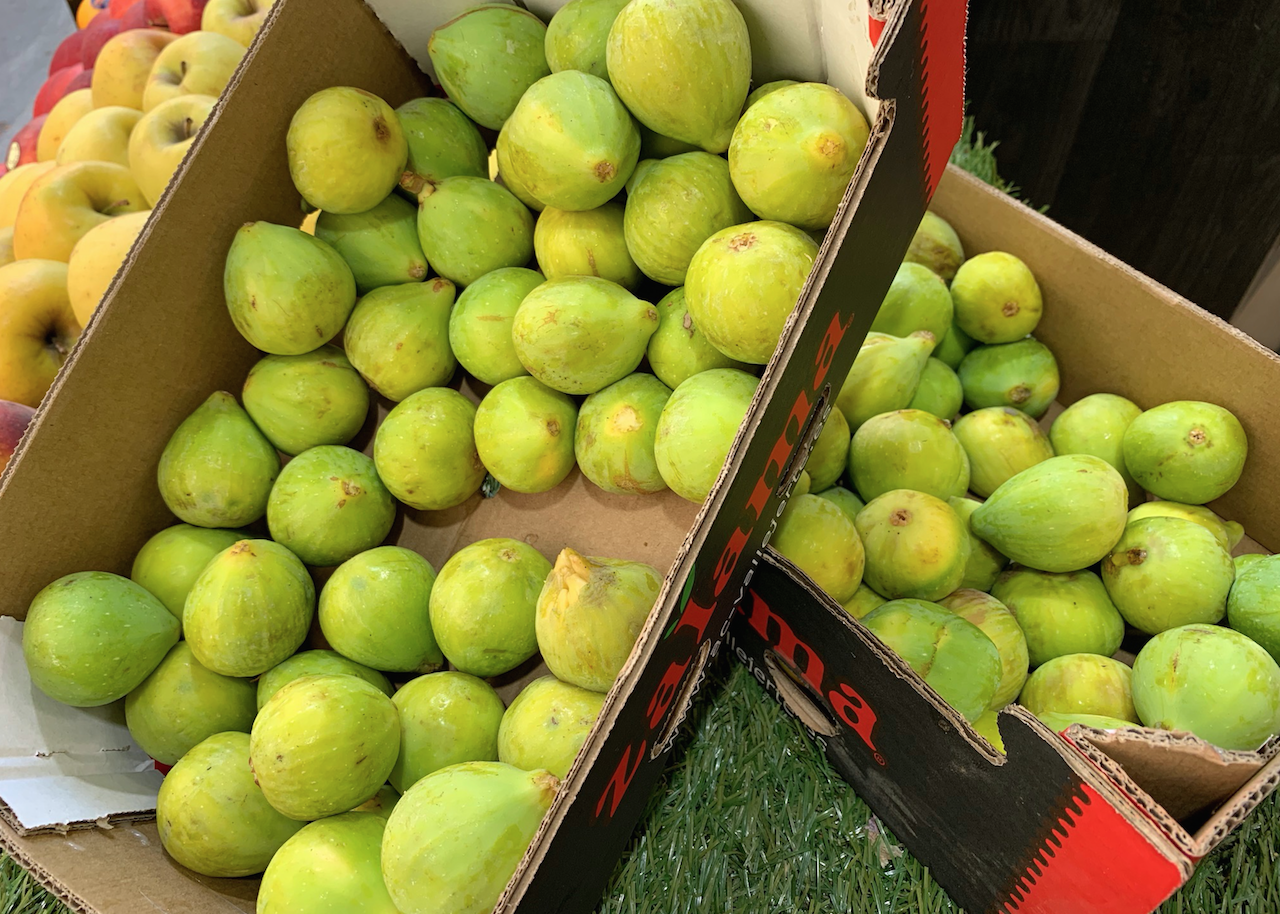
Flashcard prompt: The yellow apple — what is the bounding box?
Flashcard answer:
[0,227,14,268]
[55,106,143,168]
[201,0,277,48]
[0,260,82,408]
[0,162,57,229]
[12,162,147,262]
[38,89,95,163]
[91,29,179,111]
[142,31,245,112]
[66,209,151,325]
[128,94,216,206]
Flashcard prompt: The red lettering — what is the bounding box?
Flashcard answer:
[764,430,792,490]
[786,392,811,449]
[740,592,825,693]
[814,311,853,388]
[595,740,647,819]
[829,683,879,753]
[647,658,690,729]
[713,528,748,598]
[743,473,772,524]
[672,594,716,643]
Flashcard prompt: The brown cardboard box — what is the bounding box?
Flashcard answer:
[731,163,1280,914]
[0,0,966,912]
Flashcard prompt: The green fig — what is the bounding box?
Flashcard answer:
[834,331,935,431]
[343,279,457,401]
[1036,711,1140,734]
[1101,517,1233,635]
[224,221,357,355]
[512,276,659,394]
[318,546,442,673]
[938,589,1028,709]
[242,347,370,456]
[575,372,671,494]
[971,455,1129,573]
[267,446,395,567]
[847,409,970,502]
[315,194,428,293]
[1237,553,1270,575]
[958,338,1060,418]
[1229,556,1280,663]
[257,650,393,711]
[390,671,505,793]
[184,539,315,677]
[426,5,550,131]
[933,319,975,370]
[251,673,400,820]
[157,732,303,877]
[534,202,639,288]
[374,388,486,511]
[1048,393,1143,503]
[395,97,488,199]
[906,358,963,420]
[381,762,558,914]
[258,811,400,914]
[23,571,179,708]
[990,567,1124,668]
[1132,624,1280,751]
[495,146,547,213]
[653,367,758,503]
[1018,653,1137,723]
[905,211,965,283]
[535,547,662,692]
[124,642,256,766]
[951,406,1054,499]
[474,377,578,494]
[794,471,812,497]
[803,407,851,493]
[947,496,1009,592]
[625,158,658,196]
[499,71,639,211]
[498,675,605,780]
[815,485,865,523]
[1122,400,1248,504]
[449,267,543,386]
[287,87,408,214]
[770,494,865,603]
[606,0,750,153]
[973,708,1006,754]
[744,79,800,111]
[130,524,247,625]
[645,286,746,389]
[416,176,534,287]
[855,490,969,601]
[1128,500,1243,552]
[685,220,818,365]
[868,262,955,342]
[545,0,630,81]
[157,391,280,527]
[841,584,885,620]
[950,251,1042,344]
[862,599,1001,722]
[624,151,754,286]
[638,123,701,159]
[430,538,552,678]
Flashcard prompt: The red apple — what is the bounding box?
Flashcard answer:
[66,68,94,94]
[34,66,84,117]
[80,14,124,69]
[0,400,37,475]
[6,117,47,171]
[119,0,163,30]
[108,0,142,17]
[49,31,85,75]
[144,0,206,33]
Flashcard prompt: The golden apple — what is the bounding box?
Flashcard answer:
[0,260,81,407]
[12,161,147,262]
[128,94,216,206]
[91,29,179,110]
[201,0,276,48]
[0,227,14,267]
[38,89,95,162]
[55,106,143,168]
[0,162,57,229]
[142,30,245,112]
[67,209,151,325]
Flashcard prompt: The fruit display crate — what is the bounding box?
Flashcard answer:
[730,163,1280,914]
[0,0,965,912]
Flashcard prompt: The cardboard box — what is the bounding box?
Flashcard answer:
[0,0,965,911]
[730,163,1280,914]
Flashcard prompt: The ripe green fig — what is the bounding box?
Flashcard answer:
[869,261,954,342]
[855,490,969,601]
[390,671,505,793]
[645,286,747,389]
[258,811,400,914]
[907,358,964,420]
[947,496,1009,592]
[343,278,457,402]
[951,406,1054,499]
[835,331,934,431]
[130,524,247,625]
[949,251,1042,344]
[1128,501,1243,552]
[395,97,488,199]
[958,338,1060,418]
[1049,393,1143,503]
[841,584,886,620]
[803,407,851,493]
[535,547,662,692]
[23,571,179,707]
[815,485,865,523]
[374,388,486,511]
[449,267,543,386]
[847,409,970,503]
[905,211,965,282]
[1122,400,1248,504]
[257,650,392,711]
[498,675,605,780]
[743,79,800,111]
[535,202,639,288]
[1237,553,1269,575]
[545,0,630,81]
[416,176,534,287]
[1229,556,1280,664]
[654,367,758,503]
[1018,653,1137,723]
[771,494,865,603]
[990,567,1124,668]
[242,347,370,456]
[157,391,280,527]
[315,194,428,293]
[638,124,701,158]
[430,538,552,678]
[933,319,976,370]
[575,372,671,495]
[938,589,1028,708]
[474,377,578,494]
[427,5,550,131]
[1132,624,1280,750]
[184,539,315,678]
